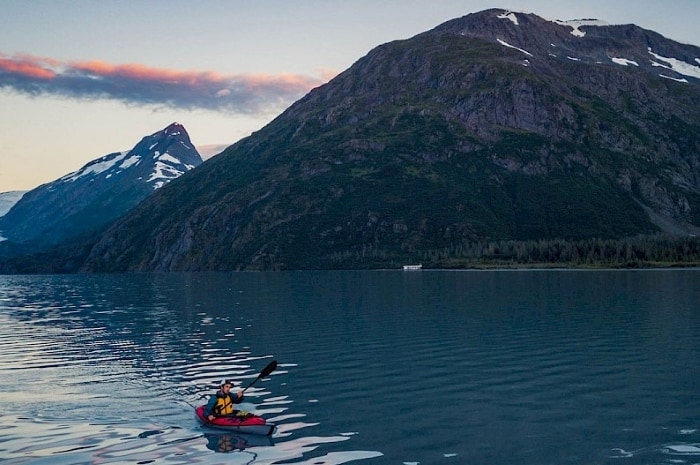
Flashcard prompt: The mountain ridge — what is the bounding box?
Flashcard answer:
[7,8,700,271]
[80,9,700,270]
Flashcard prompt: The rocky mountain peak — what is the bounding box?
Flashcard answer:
[430,9,700,83]
[0,123,203,248]
[161,122,191,141]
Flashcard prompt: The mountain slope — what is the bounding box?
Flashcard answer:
[0,191,26,219]
[0,123,202,249]
[80,9,700,271]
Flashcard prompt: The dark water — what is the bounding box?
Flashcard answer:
[0,270,698,464]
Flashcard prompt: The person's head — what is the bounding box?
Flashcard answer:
[219,379,233,392]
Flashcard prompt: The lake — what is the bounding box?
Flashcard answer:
[1,270,698,464]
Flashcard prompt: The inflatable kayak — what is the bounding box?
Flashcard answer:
[195,405,275,436]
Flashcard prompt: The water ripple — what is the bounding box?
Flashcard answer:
[1,271,699,465]
[0,274,383,464]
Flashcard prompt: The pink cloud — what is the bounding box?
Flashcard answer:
[0,56,56,80]
[0,52,331,114]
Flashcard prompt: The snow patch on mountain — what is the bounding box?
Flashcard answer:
[554,19,609,37]
[145,153,197,189]
[612,57,639,66]
[497,11,519,25]
[497,38,533,56]
[158,153,182,165]
[660,74,689,83]
[648,48,700,79]
[120,155,141,170]
[60,151,130,183]
[148,161,187,189]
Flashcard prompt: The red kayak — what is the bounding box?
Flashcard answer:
[195,405,275,436]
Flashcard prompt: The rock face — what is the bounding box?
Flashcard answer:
[65,10,700,270]
[0,123,202,249]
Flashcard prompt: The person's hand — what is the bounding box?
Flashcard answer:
[236,390,243,398]
[208,415,215,421]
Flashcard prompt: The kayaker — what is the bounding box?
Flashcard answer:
[204,379,244,421]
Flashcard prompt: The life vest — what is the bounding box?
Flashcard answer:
[213,392,235,416]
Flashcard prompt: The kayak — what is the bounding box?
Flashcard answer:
[195,405,276,436]
[195,405,275,436]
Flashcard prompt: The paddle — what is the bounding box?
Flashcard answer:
[242,359,278,393]
[202,360,278,423]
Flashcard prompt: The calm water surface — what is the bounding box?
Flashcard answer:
[0,270,698,465]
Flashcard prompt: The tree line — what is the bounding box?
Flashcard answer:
[327,234,700,269]
[424,235,700,268]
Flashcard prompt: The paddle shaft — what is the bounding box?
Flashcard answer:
[242,360,277,393]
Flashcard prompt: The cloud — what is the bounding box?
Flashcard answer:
[0,52,332,114]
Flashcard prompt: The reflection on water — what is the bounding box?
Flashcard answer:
[0,414,382,464]
[202,430,274,453]
[0,273,383,464]
[0,271,699,464]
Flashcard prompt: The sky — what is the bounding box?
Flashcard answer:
[2,0,700,193]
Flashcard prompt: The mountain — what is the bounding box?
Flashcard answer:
[34,10,700,270]
[0,191,26,219]
[0,123,202,251]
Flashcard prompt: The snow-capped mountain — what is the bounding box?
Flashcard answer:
[0,123,202,248]
[74,9,699,271]
[57,122,201,190]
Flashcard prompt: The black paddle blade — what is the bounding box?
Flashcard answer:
[242,359,278,392]
[260,360,277,378]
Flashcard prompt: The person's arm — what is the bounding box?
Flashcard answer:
[233,390,244,404]
[204,396,217,420]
